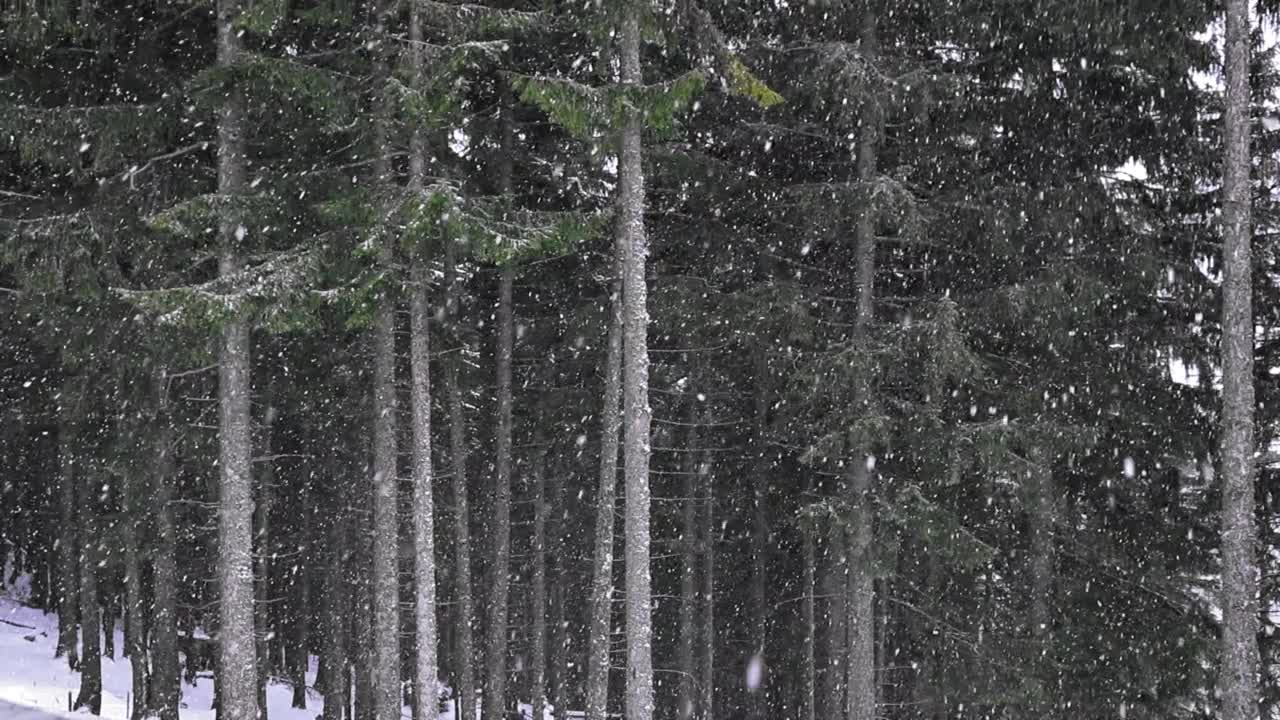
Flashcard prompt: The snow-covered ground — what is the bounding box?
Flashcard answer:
[0,581,324,720]
[0,576,575,720]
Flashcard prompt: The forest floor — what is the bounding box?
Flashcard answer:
[0,579,325,720]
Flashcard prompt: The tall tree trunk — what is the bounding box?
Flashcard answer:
[1027,446,1055,718]
[584,162,625,720]
[256,382,277,719]
[75,463,102,715]
[677,402,698,720]
[749,355,769,719]
[699,453,715,720]
[1218,1,1259,718]
[822,525,847,720]
[323,500,351,720]
[353,498,375,720]
[371,286,401,720]
[801,477,816,720]
[844,12,880,720]
[617,10,655,720]
[291,484,312,710]
[152,366,181,720]
[548,462,568,720]
[407,8,439,716]
[444,237,476,720]
[55,387,80,671]
[215,0,258,716]
[530,434,549,720]
[483,87,516,720]
[102,593,116,659]
[123,459,149,720]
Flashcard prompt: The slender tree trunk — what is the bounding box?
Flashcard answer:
[255,382,277,719]
[152,367,180,720]
[617,11,655,720]
[291,484,311,710]
[483,88,516,720]
[1026,448,1055,711]
[75,464,102,715]
[444,238,476,720]
[323,501,351,720]
[123,462,149,720]
[749,355,769,718]
[822,524,847,720]
[353,500,375,720]
[844,12,880,720]
[102,595,116,659]
[584,164,625,720]
[371,288,401,720]
[56,392,80,671]
[530,435,549,720]
[699,454,715,720]
[801,477,816,720]
[214,0,258,716]
[407,9,439,716]
[677,402,698,720]
[1218,1,1259,718]
[548,463,568,720]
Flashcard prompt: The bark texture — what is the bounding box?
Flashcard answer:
[215,0,258,716]
[530,435,549,720]
[1218,1,1260,718]
[75,463,101,715]
[56,385,79,671]
[677,402,699,720]
[410,262,439,720]
[152,367,180,720]
[618,10,655,720]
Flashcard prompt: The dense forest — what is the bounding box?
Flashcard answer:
[3,1,1280,719]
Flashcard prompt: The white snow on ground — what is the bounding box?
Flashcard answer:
[0,585,324,720]
[0,576,579,720]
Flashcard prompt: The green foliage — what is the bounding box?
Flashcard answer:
[725,57,784,108]
[235,0,289,35]
[192,54,353,126]
[417,0,547,38]
[0,102,172,175]
[511,70,707,141]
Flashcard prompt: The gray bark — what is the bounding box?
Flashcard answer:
[483,88,516,720]
[530,435,549,720]
[407,6,439,717]
[844,11,879,720]
[444,238,476,720]
[677,402,698,720]
[255,382,277,718]
[1027,451,1054,644]
[55,383,79,671]
[801,477,816,720]
[822,524,847,720]
[483,262,515,720]
[1218,1,1260,718]
[618,10,655,720]
[123,455,148,720]
[584,166,624,720]
[410,253,439,720]
[214,0,258,716]
[323,503,350,720]
[548,462,568,719]
[699,452,715,720]
[291,486,311,710]
[74,463,101,715]
[750,356,769,719]
[151,367,179,720]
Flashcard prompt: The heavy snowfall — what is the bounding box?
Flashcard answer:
[2,1,1280,719]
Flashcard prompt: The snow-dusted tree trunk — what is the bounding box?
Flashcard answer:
[151,367,180,720]
[443,238,476,720]
[530,435,549,720]
[55,381,79,671]
[548,462,569,719]
[699,451,716,720]
[407,6,439,718]
[483,260,515,720]
[122,449,149,720]
[254,382,277,719]
[801,477,817,720]
[483,88,517,720]
[822,524,847,719]
[844,12,880,720]
[75,459,101,715]
[1218,1,1259,718]
[618,9,655,720]
[290,487,311,710]
[323,503,350,720]
[677,402,699,720]
[584,214,623,720]
[749,356,769,719]
[214,0,258,716]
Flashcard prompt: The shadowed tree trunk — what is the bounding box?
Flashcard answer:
[444,236,475,720]
[55,382,80,671]
[548,461,568,720]
[699,448,715,720]
[677,401,699,720]
[255,381,277,719]
[584,154,625,720]
[123,452,149,720]
[749,354,769,719]
[530,431,549,720]
[323,497,350,720]
[151,366,180,720]
[75,463,102,715]
[801,476,816,720]
[1217,1,1259,718]
[291,483,311,710]
[483,86,516,720]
